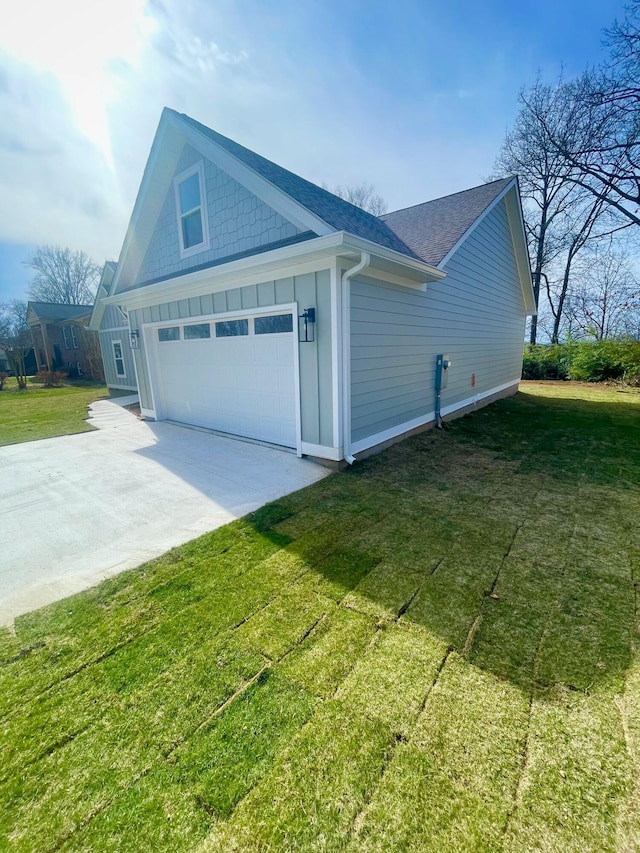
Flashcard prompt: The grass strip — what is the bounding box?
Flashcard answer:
[198,700,397,852]
[350,653,530,851]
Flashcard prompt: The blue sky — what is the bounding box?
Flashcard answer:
[0,0,627,302]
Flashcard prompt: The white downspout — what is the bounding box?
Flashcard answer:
[341,252,371,464]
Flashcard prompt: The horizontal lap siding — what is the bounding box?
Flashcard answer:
[131,270,333,447]
[351,198,526,444]
[350,279,434,440]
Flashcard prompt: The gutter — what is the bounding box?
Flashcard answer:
[341,252,371,465]
[103,232,444,310]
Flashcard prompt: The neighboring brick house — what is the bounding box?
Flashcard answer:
[27,302,105,381]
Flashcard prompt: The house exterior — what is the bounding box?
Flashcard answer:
[27,302,104,381]
[90,263,137,391]
[93,108,535,465]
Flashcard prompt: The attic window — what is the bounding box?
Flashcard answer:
[174,161,209,257]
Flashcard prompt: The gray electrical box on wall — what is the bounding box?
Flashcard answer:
[435,353,452,390]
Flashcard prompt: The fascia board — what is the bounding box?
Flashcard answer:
[437,178,518,270]
[110,115,185,296]
[171,112,335,239]
[437,178,536,316]
[89,266,114,330]
[105,233,446,310]
[504,181,536,314]
[339,232,446,282]
[105,237,343,309]
[88,294,104,331]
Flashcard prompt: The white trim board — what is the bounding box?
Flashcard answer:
[106,232,444,311]
[437,179,517,270]
[173,159,210,259]
[350,378,520,457]
[172,111,334,239]
[108,384,137,392]
[141,303,297,330]
[329,260,342,453]
[301,442,341,461]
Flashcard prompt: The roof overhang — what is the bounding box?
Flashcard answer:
[103,231,446,311]
[503,182,537,315]
[88,262,117,331]
[437,178,536,316]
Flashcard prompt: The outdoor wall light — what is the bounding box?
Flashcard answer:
[298,307,316,343]
[129,329,140,349]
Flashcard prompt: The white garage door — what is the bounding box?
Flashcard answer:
[153,312,297,448]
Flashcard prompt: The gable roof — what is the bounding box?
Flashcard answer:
[27,302,93,323]
[176,111,420,260]
[107,109,533,312]
[380,177,514,267]
[88,262,118,330]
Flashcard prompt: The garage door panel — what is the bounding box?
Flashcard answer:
[154,317,297,448]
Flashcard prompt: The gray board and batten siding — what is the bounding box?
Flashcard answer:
[350,197,526,445]
[99,304,137,390]
[132,143,303,289]
[130,270,334,448]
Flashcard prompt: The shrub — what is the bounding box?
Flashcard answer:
[36,370,68,387]
[0,372,8,391]
[569,339,640,382]
[523,339,640,383]
[522,344,572,380]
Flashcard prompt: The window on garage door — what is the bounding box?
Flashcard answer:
[184,323,211,340]
[158,326,180,342]
[254,314,293,334]
[215,319,249,337]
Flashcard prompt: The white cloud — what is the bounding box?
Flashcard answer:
[0,0,552,265]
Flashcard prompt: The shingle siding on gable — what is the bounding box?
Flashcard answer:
[351,199,526,444]
[134,144,302,287]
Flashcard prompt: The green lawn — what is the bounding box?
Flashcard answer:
[0,378,111,446]
[1,382,639,851]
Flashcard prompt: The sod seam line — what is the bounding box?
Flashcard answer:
[347,645,455,845]
[501,690,534,841]
[3,512,376,718]
[501,510,579,840]
[0,629,157,722]
[45,663,272,852]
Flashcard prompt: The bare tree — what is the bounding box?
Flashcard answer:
[78,327,105,383]
[321,182,387,215]
[544,193,632,342]
[494,78,579,343]
[525,4,640,228]
[0,301,31,389]
[568,245,640,339]
[25,246,101,305]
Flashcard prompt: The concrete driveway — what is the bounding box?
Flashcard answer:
[0,397,329,626]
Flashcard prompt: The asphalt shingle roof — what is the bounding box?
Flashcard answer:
[380,177,514,267]
[28,302,93,322]
[177,112,421,260]
[176,111,515,270]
